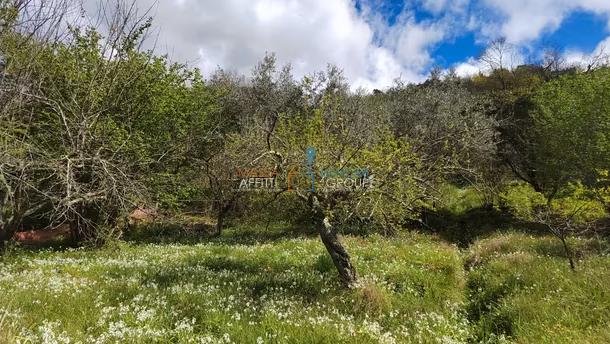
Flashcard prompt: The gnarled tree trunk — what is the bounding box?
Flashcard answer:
[215,206,226,236]
[311,195,357,287]
[214,199,235,237]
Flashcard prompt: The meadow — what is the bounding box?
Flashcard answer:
[1,225,608,344]
[1,1,609,343]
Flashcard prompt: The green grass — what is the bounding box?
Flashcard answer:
[0,231,468,343]
[437,184,487,216]
[465,233,610,343]
[1,227,609,343]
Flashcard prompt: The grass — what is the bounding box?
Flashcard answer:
[1,224,608,343]
[465,233,610,343]
[0,229,468,343]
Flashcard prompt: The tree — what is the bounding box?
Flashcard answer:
[533,205,596,271]
[383,77,499,207]
[216,64,500,287]
[479,38,520,90]
[1,0,218,245]
[253,96,421,287]
[500,68,610,204]
[230,69,417,286]
[0,0,72,246]
[196,55,303,235]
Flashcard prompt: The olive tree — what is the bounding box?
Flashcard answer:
[0,0,72,246]
[196,55,303,233]
[530,68,610,201]
[224,67,425,287]
[383,77,499,206]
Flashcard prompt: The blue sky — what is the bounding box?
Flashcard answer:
[543,11,607,54]
[356,0,610,70]
[89,0,610,89]
[440,10,608,68]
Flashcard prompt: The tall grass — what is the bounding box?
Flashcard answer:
[466,232,610,343]
[0,232,468,343]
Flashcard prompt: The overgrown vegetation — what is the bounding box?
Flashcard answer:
[0,1,609,343]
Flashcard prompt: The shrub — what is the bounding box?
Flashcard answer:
[498,182,546,220]
[437,184,487,215]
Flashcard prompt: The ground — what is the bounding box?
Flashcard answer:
[0,226,609,343]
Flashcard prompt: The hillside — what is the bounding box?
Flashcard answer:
[1,228,608,343]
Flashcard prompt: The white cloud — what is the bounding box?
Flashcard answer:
[478,0,567,43]
[75,0,610,88]
[421,0,448,14]
[564,36,610,68]
[477,0,610,44]
[453,57,483,77]
[80,0,450,89]
[421,0,470,14]
[392,16,446,69]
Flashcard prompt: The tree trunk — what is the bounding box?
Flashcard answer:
[215,209,225,236]
[214,201,233,237]
[69,202,102,245]
[560,235,576,271]
[310,196,357,287]
[69,217,86,244]
[0,227,13,251]
[0,213,21,250]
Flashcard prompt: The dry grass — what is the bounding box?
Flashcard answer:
[352,280,392,315]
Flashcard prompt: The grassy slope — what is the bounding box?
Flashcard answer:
[0,230,467,343]
[1,228,608,343]
[466,233,610,344]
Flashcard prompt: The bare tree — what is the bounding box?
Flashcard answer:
[0,0,73,246]
[583,47,609,72]
[1,0,157,246]
[534,206,590,271]
[479,38,520,89]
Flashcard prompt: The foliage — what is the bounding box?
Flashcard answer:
[0,3,219,244]
[552,182,607,225]
[499,181,607,224]
[498,182,547,220]
[1,3,609,342]
[530,68,610,198]
[491,67,610,203]
[437,184,487,216]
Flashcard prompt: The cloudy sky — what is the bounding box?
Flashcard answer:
[86,0,610,89]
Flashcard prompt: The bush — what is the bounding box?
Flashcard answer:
[551,182,607,224]
[352,280,393,315]
[499,181,607,224]
[498,182,546,220]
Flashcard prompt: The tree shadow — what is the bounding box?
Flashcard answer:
[419,206,548,247]
[124,221,318,246]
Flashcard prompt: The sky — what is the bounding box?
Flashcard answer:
[83,0,610,89]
